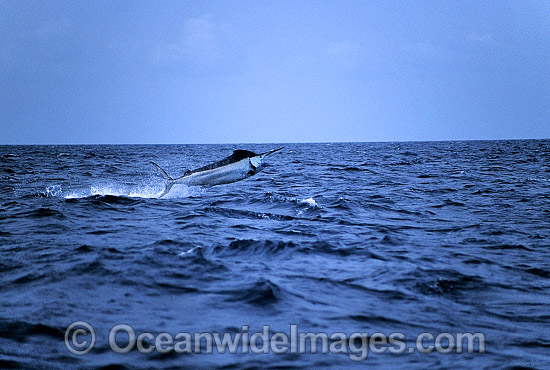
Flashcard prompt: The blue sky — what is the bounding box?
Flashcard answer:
[1,1,549,144]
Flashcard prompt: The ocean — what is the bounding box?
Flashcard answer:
[0,140,549,370]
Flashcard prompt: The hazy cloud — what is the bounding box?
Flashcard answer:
[327,40,363,70]
[151,15,233,66]
[402,42,456,64]
[327,40,361,58]
[466,32,495,45]
[404,42,443,57]
[181,16,216,63]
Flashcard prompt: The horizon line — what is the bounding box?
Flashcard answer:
[0,137,548,146]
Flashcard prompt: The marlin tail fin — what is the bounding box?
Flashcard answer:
[150,161,175,198]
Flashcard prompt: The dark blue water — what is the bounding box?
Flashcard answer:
[1,141,549,370]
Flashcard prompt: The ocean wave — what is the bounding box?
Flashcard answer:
[220,278,282,306]
[2,141,549,369]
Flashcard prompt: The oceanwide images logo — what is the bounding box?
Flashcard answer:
[65,322,486,361]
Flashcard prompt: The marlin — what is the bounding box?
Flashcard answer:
[151,147,283,198]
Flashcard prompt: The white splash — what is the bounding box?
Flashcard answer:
[178,246,199,257]
[299,197,318,208]
[163,184,205,199]
[59,182,204,199]
[44,184,63,197]
[63,184,160,199]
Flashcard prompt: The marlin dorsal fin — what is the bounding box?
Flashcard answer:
[232,150,257,160]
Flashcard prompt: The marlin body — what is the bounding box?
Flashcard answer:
[151,147,283,198]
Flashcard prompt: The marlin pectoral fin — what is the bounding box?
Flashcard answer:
[249,158,257,171]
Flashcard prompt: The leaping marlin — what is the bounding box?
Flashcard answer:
[151,147,283,198]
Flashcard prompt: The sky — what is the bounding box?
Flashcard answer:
[1,1,549,144]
